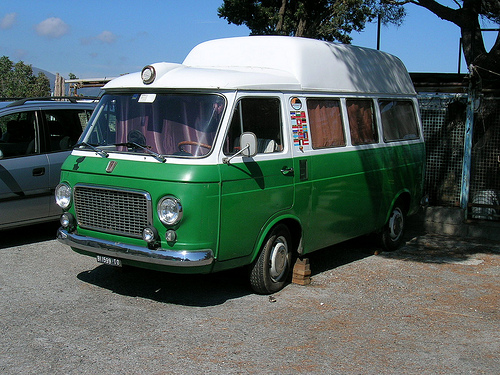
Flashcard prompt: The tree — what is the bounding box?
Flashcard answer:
[218,0,500,85]
[218,0,378,43]
[0,56,51,98]
[385,0,500,84]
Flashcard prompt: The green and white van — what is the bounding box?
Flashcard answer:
[56,36,425,294]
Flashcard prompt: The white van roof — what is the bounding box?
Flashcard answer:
[105,36,416,95]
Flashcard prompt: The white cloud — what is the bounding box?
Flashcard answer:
[80,31,117,46]
[96,30,117,44]
[35,17,69,38]
[1,13,17,29]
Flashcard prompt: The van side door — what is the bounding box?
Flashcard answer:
[218,95,294,262]
[297,97,384,252]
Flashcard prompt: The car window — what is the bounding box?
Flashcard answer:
[42,109,93,152]
[379,100,420,142]
[346,99,379,145]
[0,111,37,158]
[224,97,283,155]
[307,98,346,149]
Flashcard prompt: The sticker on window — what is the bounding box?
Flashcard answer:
[291,97,302,110]
[291,111,309,148]
[138,93,157,103]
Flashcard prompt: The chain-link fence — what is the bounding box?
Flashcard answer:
[418,94,500,220]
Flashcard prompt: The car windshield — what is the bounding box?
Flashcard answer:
[79,93,225,158]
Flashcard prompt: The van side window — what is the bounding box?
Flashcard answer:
[379,100,420,141]
[307,99,345,149]
[346,99,378,145]
[224,97,282,155]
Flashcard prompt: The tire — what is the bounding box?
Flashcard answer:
[250,224,293,294]
[379,204,406,252]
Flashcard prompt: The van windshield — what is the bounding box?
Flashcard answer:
[79,93,225,158]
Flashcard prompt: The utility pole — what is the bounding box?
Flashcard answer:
[377,14,381,50]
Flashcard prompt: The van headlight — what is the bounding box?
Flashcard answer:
[55,183,72,209]
[158,196,183,226]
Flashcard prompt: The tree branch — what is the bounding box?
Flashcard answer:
[385,0,462,24]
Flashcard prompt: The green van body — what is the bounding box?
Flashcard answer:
[56,37,425,293]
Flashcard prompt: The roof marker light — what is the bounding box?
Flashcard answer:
[141,65,156,84]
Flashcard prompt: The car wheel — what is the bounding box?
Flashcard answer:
[250,224,292,294]
[380,204,406,252]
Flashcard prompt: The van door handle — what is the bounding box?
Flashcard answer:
[281,166,294,176]
[32,167,45,176]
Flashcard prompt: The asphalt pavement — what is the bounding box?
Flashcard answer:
[0,221,499,374]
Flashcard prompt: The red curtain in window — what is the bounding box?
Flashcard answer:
[347,100,377,145]
[307,99,345,148]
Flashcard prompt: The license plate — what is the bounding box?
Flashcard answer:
[96,255,122,267]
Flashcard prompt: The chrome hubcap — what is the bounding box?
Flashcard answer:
[388,207,404,241]
[269,236,288,281]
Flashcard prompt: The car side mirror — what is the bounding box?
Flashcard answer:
[240,132,257,157]
[223,132,257,164]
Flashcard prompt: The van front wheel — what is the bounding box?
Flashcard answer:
[380,204,406,251]
[250,224,292,294]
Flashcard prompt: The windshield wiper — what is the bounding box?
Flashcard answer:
[74,142,108,158]
[114,142,166,163]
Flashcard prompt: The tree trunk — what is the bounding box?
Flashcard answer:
[276,0,287,33]
[460,0,486,68]
[296,18,307,36]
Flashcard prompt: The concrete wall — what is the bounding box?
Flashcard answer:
[409,206,500,242]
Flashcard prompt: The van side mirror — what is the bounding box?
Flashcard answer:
[223,132,257,164]
[240,132,257,157]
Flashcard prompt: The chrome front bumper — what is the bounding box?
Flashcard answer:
[57,228,214,267]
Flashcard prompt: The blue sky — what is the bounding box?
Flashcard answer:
[1,1,497,79]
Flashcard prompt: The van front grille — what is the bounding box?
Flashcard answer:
[74,185,152,238]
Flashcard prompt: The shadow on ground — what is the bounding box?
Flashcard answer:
[73,221,434,304]
[380,234,500,264]
[77,264,252,307]
[0,221,60,249]
[13,217,496,306]
[306,236,378,276]
[378,216,500,264]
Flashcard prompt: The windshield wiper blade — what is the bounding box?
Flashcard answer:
[114,142,166,163]
[74,142,108,158]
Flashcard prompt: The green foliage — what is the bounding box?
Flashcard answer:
[0,56,51,98]
[218,0,380,43]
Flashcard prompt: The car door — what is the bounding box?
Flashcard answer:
[0,109,51,227]
[42,107,93,216]
[218,95,294,261]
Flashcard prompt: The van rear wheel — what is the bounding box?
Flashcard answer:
[379,204,406,251]
[250,224,292,294]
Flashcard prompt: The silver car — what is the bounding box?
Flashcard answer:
[0,98,96,230]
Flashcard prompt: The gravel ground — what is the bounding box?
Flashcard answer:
[0,221,499,374]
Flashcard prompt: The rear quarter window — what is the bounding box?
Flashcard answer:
[379,100,420,142]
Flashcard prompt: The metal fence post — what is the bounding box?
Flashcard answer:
[460,69,476,217]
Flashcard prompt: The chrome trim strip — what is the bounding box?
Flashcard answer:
[57,228,214,267]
